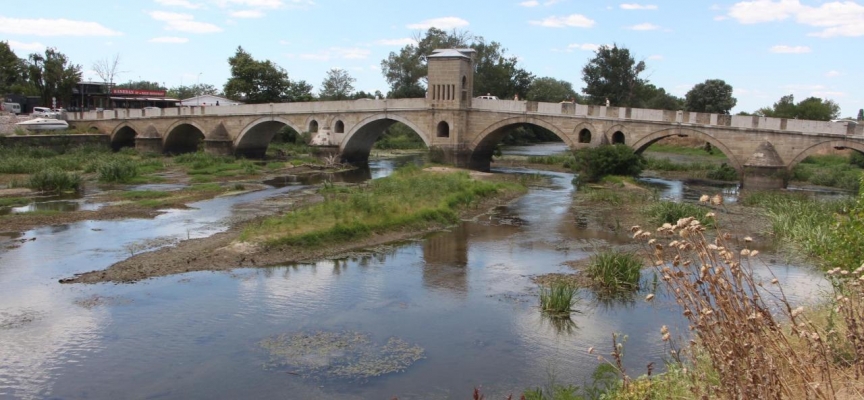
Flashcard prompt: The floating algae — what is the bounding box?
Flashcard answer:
[259,330,425,380]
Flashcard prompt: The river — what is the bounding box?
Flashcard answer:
[0,145,829,399]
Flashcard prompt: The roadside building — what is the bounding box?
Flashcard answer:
[179,95,243,107]
[70,82,179,111]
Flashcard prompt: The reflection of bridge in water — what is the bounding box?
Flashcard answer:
[69,49,864,189]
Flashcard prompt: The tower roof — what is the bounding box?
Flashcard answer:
[429,49,472,59]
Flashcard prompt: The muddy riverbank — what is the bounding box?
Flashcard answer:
[62,170,525,284]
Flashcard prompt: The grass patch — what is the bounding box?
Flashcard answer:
[98,160,140,183]
[538,282,579,316]
[121,191,171,200]
[189,183,222,192]
[27,169,82,193]
[646,143,727,158]
[0,197,30,207]
[644,200,713,227]
[526,154,575,168]
[244,166,523,247]
[586,250,642,295]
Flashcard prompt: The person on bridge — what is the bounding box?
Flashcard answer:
[605,98,610,107]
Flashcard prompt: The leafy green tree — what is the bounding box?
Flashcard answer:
[165,83,220,100]
[581,44,646,107]
[637,83,684,110]
[472,41,533,100]
[380,28,532,99]
[757,94,796,118]
[757,94,840,121]
[351,90,383,100]
[527,77,579,103]
[0,41,34,95]
[318,68,355,100]
[572,145,646,182]
[27,48,82,107]
[684,79,737,114]
[223,46,311,103]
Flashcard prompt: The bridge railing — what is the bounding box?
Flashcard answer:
[470,100,857,136]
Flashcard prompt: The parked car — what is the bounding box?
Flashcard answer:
[2,102,21,114]
[475,94,499,100]
[32,107,58,117]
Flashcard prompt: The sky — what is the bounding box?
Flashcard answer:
[1,0,862,116]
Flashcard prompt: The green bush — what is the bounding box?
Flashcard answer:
[539,282,579,315]
[98,160,140,183]
[586,250,642,294]
[705,163,739,181]
[644,200,713,227]
[572,145,646,183]
[28,169,82,193]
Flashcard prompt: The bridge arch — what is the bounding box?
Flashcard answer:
[235,117,304,158]
[341,113,431,164]
[110,124,138,151]
[572,122,600,145]
[630,128,743,172]
[604,124,630,145]
[788,140,864,171]
[469,116,573,171]
[163,121,206,154]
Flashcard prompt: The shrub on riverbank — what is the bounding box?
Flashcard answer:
[791,154,864,192]
[644,200,713,227]
[27,169,82,193]
[243,166,523,247]
[98,160,140,183]
[742,189,861,271]
[586,250,642,295]
[571,145,645,183]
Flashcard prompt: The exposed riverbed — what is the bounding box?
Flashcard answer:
[0,146,831,399]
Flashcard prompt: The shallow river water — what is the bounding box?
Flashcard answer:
[0,147,830,399]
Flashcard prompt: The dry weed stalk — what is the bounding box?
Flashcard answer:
[629,194,864,400]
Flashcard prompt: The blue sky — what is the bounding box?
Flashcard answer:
[1,0,862,116]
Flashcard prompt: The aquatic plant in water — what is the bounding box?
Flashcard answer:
[259,330,425,380]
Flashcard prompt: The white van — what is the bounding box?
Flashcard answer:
[32,107,57,117]
[2,102,21,114]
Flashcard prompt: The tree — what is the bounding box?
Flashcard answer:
[27,48,82,107]
[318,68,355,100]
[166,83,219,100]
[472,40,533,100]
[581,44,646,107]
[637,84,684,110]
[92,53,123,88]
[858,109,863,122]
[0,41,33,95]
[526,77,579,102]
[757,94,796,118]
[795,97,840,121]
[380,28,532,99]
[572,145,646,183]
[223,46,311,103]
[756,94,840,121]
[684,79,737,114]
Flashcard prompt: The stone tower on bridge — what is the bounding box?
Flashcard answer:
[424,48,476,165]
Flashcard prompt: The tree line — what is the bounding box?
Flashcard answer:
[3,36,858,121]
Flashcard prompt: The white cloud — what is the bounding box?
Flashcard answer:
[620,3,658,10]
[519,0,540,6]
[406,17,470,30]
[728,0,864,37]
[714,15,728,21]
[155,0,204,9]
[825,70,841,77]
[811,90,845,98]
[6,40,46,52]
[568,43,599,51]
[530,14,595,28]
[213,0,285,8]
[375,38,417,46]
[149,11,223,33]
[769,45,811,53]
[628,23,660,30]
[648,54,663,60]
[299,47,370,61]
[0,17,122,36]
[279,40,290,45]
[229,9,264,18]
[149,36,189,43]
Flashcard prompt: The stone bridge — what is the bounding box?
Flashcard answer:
[67,49,864,189]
